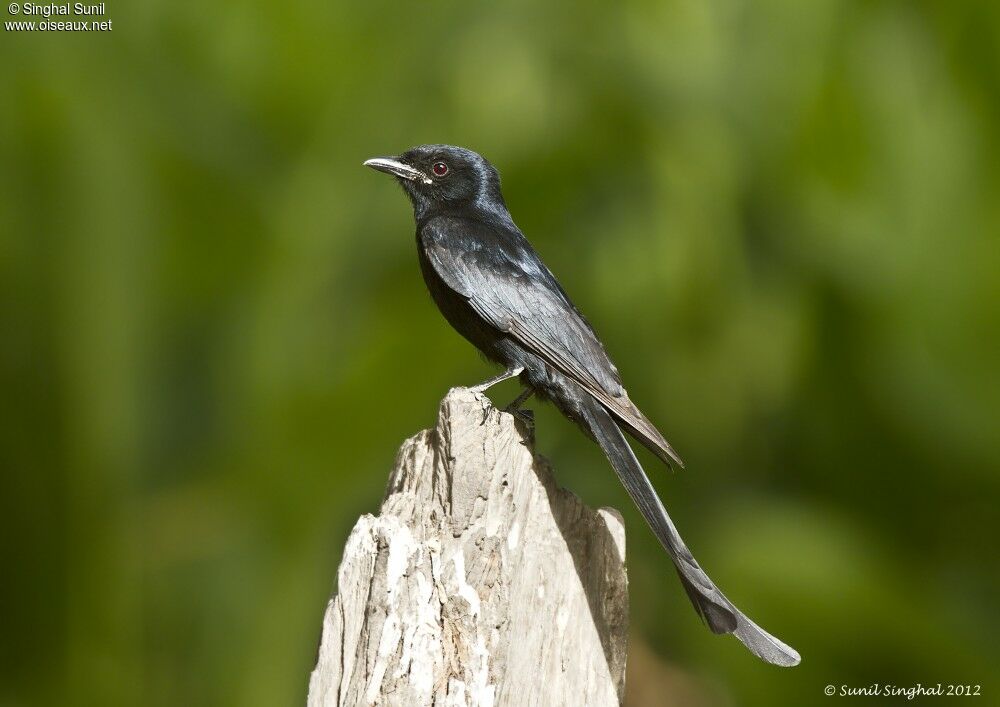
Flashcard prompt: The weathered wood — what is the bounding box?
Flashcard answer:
[308,388,629,707]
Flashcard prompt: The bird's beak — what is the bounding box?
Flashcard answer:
[363,157,432,185]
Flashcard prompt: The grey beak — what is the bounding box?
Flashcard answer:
[363,157,432,185]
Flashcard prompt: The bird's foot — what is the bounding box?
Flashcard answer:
[508,407,535,441]
[507,407,534,424]
[503,386,536,439]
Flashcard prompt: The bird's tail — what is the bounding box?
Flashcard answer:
[577,394,801,667]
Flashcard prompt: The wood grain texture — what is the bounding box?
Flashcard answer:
[308,388,628,707]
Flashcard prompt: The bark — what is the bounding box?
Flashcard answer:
[308,388,629,706]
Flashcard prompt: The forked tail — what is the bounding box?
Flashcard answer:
[577,394,800,667]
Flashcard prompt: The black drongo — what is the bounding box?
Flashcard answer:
[364,144,800,666]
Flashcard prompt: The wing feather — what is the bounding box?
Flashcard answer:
[422,218,684,468]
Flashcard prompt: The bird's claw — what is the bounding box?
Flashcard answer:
[506,406,535,442]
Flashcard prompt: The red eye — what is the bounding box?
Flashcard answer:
[432,162,449,177]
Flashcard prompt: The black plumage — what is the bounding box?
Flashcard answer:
[364,144,800,666]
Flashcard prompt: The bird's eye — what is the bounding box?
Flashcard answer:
[432,162,449,177]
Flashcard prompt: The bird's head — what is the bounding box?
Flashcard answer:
[364,144,507,220]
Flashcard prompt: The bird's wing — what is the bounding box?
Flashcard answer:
[421,217,684,468]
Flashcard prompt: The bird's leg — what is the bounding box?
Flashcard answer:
[504,386,535,411]
[468,366,524,393]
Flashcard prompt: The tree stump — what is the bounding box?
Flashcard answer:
[308,388,629,706]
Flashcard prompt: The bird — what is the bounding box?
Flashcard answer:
[364,144,800,667]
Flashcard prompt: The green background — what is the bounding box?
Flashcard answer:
[2,0,998,705]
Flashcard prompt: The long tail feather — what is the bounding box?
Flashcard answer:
[578,394,800,667]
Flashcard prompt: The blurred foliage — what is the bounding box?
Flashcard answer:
[2,0,999,705]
